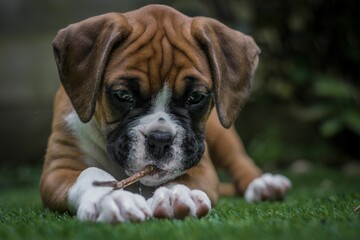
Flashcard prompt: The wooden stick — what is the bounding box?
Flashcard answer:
[93,165,159,190]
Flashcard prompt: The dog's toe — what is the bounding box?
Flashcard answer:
[148,184,211,219]
[77,202,99,221]
[244,173,291,202]
[190,190,211,218]
[95,190,151,223]
[148,187,173,218]
[96,195,123,223]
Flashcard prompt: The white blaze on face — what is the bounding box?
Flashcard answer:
[139,85,175,133]
[126,84,186,186]
[152,84,171,112]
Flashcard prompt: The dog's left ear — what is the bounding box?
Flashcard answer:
[52,14,132,123]
[191,17,260,128]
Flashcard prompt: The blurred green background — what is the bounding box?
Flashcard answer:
[0,0,359,171]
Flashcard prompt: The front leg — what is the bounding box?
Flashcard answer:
[206,110,292,201]
[68,167,152,223]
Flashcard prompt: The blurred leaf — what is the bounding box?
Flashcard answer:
[343,110,360,135]
[291,105,334,122]
[313,75,353,99]
[319,118,342,137]
[290,61,311,84]
[268,78,294,99]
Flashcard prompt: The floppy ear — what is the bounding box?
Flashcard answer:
[52,13,132,123]
[191,17,260,128]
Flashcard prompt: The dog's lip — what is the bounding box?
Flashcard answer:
[126,166,174,176]
[139,168,185,185]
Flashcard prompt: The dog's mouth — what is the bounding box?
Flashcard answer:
[125,167,185,187]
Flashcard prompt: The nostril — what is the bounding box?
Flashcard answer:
[148,131,173,143]
[148,141,155,148]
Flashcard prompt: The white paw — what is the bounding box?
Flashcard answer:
[244,173,291,202]
[77,190,152,223]
[147,184,211,219]
[68,167,151,223]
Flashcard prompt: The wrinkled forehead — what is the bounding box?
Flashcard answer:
[103,16,212,98]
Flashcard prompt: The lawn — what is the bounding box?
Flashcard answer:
[0,165,359,240]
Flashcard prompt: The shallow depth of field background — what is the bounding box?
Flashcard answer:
[0,0,359,172]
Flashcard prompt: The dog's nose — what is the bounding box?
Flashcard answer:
[146,130,173,159]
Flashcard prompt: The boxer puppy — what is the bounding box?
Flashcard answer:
[40,5,291,223]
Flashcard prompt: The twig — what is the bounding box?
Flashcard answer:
[93,165,159,190]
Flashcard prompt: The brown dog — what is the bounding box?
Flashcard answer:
[40,5,290,222]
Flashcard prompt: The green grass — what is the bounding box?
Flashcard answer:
[0,166,359,240]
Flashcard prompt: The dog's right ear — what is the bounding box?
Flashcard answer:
[191,17,260,129]
[52,14,132,123]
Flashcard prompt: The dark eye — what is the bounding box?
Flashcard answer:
[187,92,205,105]
[113,90,134,103]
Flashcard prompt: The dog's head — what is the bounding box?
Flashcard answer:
[52,5,260,186]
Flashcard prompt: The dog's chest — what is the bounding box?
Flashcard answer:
[65,111,128,179]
